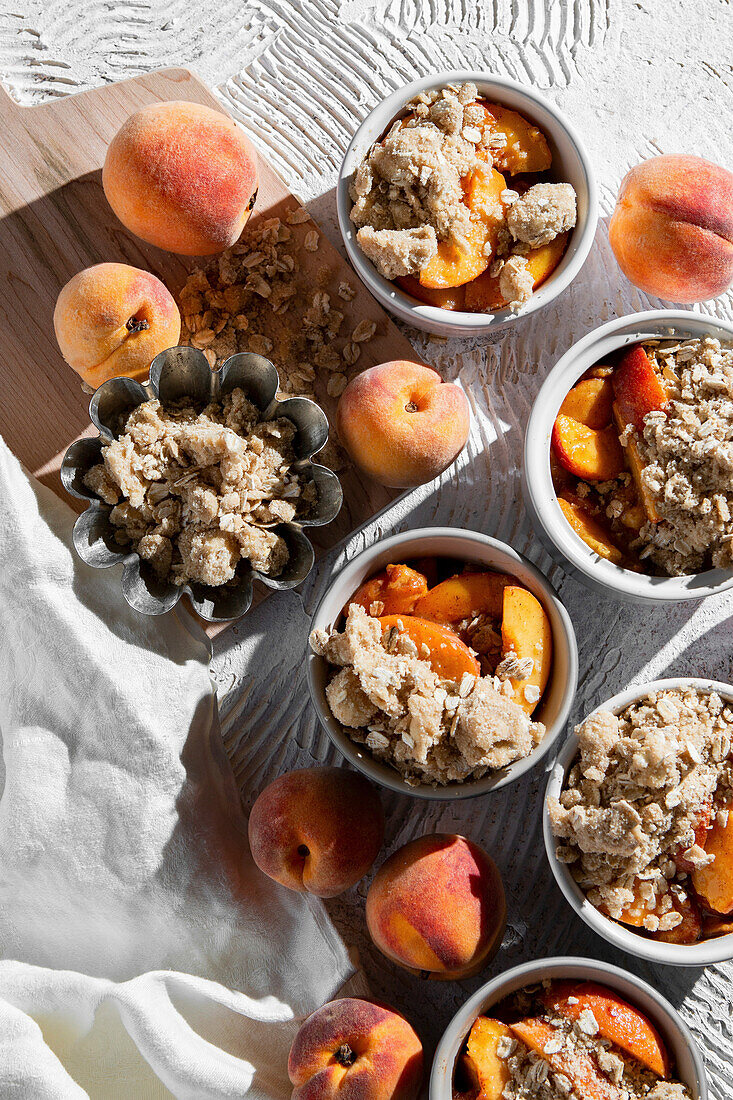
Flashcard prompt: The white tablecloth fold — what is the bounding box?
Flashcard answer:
[0,436,354,1098]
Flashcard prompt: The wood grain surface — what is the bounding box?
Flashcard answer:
[0,67,418,634]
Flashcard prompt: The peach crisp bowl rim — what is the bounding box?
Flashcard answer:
[543,675,733,968]
[429,955,708,1099]
[336,69,599,338]
[306,526,578,801]
[523,309,733,604]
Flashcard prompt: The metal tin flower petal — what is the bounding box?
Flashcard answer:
[61,346,343,622]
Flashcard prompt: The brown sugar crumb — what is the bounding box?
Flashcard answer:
[549,687,733,921]
[633,337,733,575]
[176,209,377,473]
[83,388,315,587]
[310,605,544,787]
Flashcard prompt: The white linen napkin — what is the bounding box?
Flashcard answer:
[0,435,354,1098]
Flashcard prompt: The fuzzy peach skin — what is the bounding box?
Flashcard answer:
[53,262,181,388]
[248,767,384,898]
[103,100,259,255]
[288,998,423,1100]
[609,154,733,303]
[365,834,506,980]
[336,361,470,488]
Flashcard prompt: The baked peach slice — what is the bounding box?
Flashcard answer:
[378,616,480,681]
[413,571,515,623]
[461,1017,512,1100]
[500,585,552,715]
[396,276,466,310]
[599,880,701,946]
[540,982,670,1078]
[464,232,569,311]
[673,797,713,873]
[612,345,669,434]
[552,413,626,480]
[419,166,507,290]
[560,378,614,430]
[702,914,733,938]
[478,102,552,175]
[653,894,703,946]
[557,496,624,564]
[611,344,668,522]
[692,806,733,915]
[510,1019,622,1100]
[346,564,429,617]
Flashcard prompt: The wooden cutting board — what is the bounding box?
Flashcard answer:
[0,67,419,635]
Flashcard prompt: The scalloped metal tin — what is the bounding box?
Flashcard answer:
[61,346,343,622]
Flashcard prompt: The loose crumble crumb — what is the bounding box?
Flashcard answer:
[84,389,317,587]
[549,687,733,922]
[311,604,544,786]
[177,207,377,473]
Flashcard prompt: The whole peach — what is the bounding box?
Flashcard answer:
[103,100,258,255]
[248,767,384,898]
[53,262,181,387]
[336,360,470,488]
[288,998,423,1100]
[366,833,506,980]
[609,154,733,302]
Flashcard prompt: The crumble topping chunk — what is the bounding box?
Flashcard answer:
[635,337,733,574]
[84,388,315,587]
[506,182,577,249]
[549,687,733,923]
[311,604,545,787]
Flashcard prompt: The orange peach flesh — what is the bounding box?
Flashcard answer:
[511,1019,621,1100]
[336,360,470,488]
[103,100,259,256]
[551,413,626,481]
[345,564,428,617]
[378,616,480,681]
[412,571,514,623]
[609,154,733,303]
[463,1017,512,1100]
[560,378,614,430]
[366,834,506,980]
[540,981,670,1078]
[53,261,181,386]
[557,495,624,564]
[500,585,552,715]
[692,807,733,916]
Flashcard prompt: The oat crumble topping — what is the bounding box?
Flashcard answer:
[549,688,733,925]
[176,207,378,472]
[311,604,545,786]
[349,82,576,311]
[634,337,733,575]
[84,389,317,587]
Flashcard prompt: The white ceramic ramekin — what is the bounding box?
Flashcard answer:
[544,676,733,966]
[307,527,578,800]
[430,956,708,1099]
[336,70,598,337]
[524,309,733,603]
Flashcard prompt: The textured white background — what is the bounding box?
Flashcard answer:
[2,0,733,1095]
